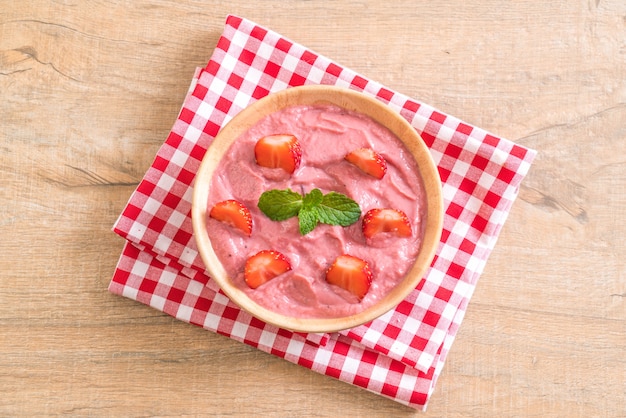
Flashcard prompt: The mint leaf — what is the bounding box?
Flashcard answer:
[258,189,303,221]
[302,188,323,209]
[298,207,319,235]
[258,188,361,235]
[316,192,362,226]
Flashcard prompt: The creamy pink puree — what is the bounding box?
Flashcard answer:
[206,104,426,318]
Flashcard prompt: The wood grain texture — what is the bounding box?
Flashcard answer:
[1,0,624,416]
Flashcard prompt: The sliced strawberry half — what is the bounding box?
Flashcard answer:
[362,208,412,239]
[345,147,387,179]
[209,200,253,236]
[325,254,373,300]
[254,134,302,174]
[244,250,292,289]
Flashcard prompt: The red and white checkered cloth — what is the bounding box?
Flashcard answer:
[109,15,536,410]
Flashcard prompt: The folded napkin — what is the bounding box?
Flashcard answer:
[110,15,536,410]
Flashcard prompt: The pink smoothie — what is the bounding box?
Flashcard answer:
[206,104,426,318]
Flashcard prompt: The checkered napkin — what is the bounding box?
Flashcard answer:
[109,15,536,410]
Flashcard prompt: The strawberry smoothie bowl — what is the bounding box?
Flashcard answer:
[192,86,443,333]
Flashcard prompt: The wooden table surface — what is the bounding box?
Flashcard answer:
[2,1,625,416]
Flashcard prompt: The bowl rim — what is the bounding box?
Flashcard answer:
[191,85,443,333]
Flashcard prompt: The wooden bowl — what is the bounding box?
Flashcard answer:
[192,85,443,333]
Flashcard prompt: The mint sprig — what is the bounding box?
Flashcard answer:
[258,188,361,235]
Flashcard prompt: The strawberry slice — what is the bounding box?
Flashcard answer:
[362,208,412,239]
[345,148,387,179]
[254,134,302,174]
[244,250,292,289]
[325,254,373,300]
[209,200,253,236]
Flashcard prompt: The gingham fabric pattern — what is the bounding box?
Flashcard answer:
[109,15,536,410]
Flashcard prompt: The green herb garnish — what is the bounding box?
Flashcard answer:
[258,188,361,235]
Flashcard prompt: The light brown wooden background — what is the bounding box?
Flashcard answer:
[2,1,624,416]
